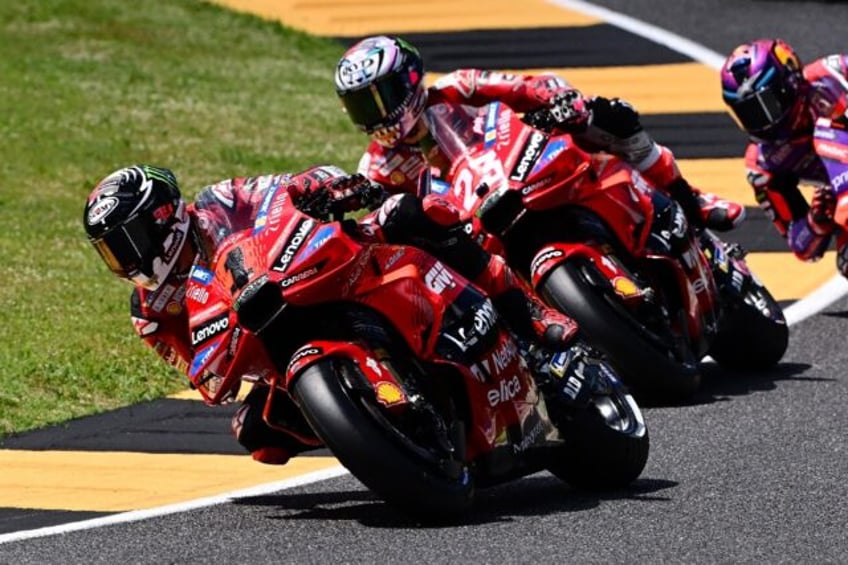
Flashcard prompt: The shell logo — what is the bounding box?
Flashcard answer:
[375,381,405,406]
[613,276,640,297]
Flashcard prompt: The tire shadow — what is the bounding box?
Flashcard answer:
[634,361,817,408]
[233,474,677,528]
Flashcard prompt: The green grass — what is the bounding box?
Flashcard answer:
[0,0,364,435]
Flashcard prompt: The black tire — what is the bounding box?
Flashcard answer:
[548,393,650,490]
[292,358,474,517]
[542,260,701,397]
[709,284,788,370]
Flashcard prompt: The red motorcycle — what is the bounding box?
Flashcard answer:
[183,182,648,517]
[420,102,788,397]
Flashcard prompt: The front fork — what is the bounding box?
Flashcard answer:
[699,229,753,300]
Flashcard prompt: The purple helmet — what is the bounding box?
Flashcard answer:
[335,36,426,148]
[721,39,805,140]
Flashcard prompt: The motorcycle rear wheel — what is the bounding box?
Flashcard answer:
[292,358,474,518]
[542,260,701,398]
[709,284,788,370]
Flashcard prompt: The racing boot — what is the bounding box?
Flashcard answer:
[232,385,321,465]
[665,178,745,232]
[473,254,579,350]
[694,186,746,231]
[640,144,745,232]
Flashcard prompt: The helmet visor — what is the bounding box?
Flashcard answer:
[91,214,157,279]
[730,84,796,134]
[341,72,412,132]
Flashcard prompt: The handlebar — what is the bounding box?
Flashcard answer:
[298,182,387,222]
[522,107,559,133]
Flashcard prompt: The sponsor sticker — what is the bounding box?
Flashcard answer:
[286,346,323,373]
[190,343,218,378]
[487,374,521,407]
[484,102,500,148]
[87,197,118,225]
[191,312,230,346]
[530,248,564,276]
[509,131,547,182]
[375,381,406,406]
[272,218,314,273]
[424,262,455,293]
[190,266,214,285]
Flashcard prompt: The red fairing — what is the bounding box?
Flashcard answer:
[130,166,358,385]
[428,103,655,255]
[182,180,554,459]
[421,100,726,358]
[283,341,410,409]
[436,331,542,461]
[643,245,719,343]
[529,243,617,288]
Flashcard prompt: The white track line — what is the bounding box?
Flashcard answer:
[3,0,846,547]
[0,466,349,545]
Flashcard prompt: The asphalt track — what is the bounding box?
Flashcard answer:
[2,0,847,562]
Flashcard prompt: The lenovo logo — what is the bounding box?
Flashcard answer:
[272,218,314,273]
[191,313,229,346]
[509,131,546,182]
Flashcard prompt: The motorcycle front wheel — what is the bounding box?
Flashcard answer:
[709,283,788,370]
[542,259,701,398]
[292,357,473,518]
[547,373,649,490]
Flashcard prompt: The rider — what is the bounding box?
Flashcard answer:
[83,163,579,466]
[335,35,745,232]
[720,38,848,275]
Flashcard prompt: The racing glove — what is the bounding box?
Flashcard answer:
[547,90,591,133]
[327,174,387,213]
[808,185,836,235]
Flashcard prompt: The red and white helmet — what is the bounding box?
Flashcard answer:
[335,35,427,148]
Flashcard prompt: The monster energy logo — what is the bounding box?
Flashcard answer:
[141,165,178,190]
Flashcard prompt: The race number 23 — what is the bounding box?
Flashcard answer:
[453,151,506,211]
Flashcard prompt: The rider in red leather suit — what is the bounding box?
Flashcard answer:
[336,35,744,232]
[721,39,848,274]
[84,164,578,465]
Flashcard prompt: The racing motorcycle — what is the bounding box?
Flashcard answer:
[419,101,788,397]
[184,182,648,517]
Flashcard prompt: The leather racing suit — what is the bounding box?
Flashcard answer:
[743,54,848,273]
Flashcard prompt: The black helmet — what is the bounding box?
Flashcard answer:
[84,165,190,290]
[335,35,427,147]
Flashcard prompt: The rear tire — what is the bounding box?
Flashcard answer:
[709,285,788,370]
[542,261,701,398]
[292,358,473,518]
